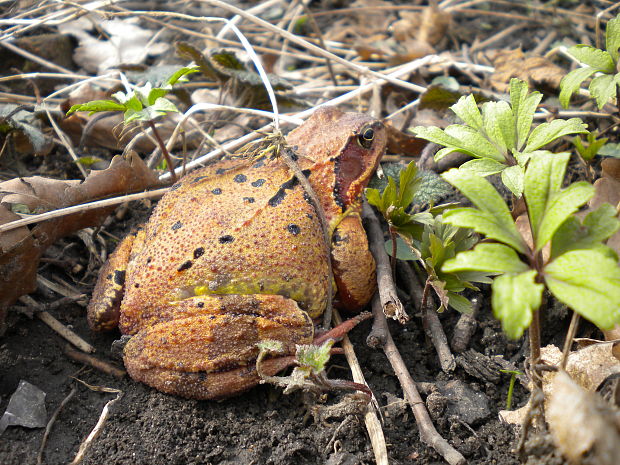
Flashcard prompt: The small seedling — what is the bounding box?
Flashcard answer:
[413,78,587,197]
[499,369,523,410]
[66,66,198,182]
[560,14,620,110]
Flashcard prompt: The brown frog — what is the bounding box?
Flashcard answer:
[87,106,387,399]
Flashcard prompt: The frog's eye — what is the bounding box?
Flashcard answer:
[357,126,375,149]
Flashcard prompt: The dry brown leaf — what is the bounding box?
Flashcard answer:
[490,49,565,92]
[385,121,426,157]
[548,371,620,465]
[0,152,161,334]
[500,344,620,424]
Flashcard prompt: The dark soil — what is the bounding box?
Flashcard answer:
[1,288,532,465]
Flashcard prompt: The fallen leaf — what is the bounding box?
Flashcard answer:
[590,158,620,256]
[547,371,620,465]
[385,121,426,156]
[0,152,161,334]
[490,49,565,92]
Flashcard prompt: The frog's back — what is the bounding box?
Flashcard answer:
[119,155,330,334]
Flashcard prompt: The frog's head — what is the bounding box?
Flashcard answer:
[287,106,387,211]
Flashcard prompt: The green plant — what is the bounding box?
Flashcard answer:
[413,79,587,197]
[66,66,198,181]
[439,152,620,343]
[571,130,608,163]
[560,14,620,109]
[499,369,523,410]
[366,161,491,314]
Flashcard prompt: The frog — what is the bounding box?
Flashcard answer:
[87,106,387,399]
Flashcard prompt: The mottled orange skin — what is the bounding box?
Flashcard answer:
[87,107,386,399]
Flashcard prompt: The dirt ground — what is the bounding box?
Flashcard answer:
[1,284,535,465]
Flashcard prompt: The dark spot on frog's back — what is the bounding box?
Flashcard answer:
[287,224,301,235]
[113,270,126,286]
[234,174,247,183]
[191,176,208,184]
[252,157,266,169]
[193,247,205,259]
[177,260,193,272]
[251,179,266,188]
[170,182,182,191]
[219,235,234,244]
[243,197,255,204]
[268,170,311,207]
[171,221,183,231]
[211,188,222,195]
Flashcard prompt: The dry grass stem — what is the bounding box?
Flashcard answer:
[333,309,388,465]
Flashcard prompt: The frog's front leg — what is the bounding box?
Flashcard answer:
[331,214,377,310]
[87,228,146,331]
[123,294,314,399]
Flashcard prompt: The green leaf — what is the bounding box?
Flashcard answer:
[525,153,594,250]
[398,161,420,207]
[443,243,529,274]
[441,169,526,253]
[166,65,199,86]
[551,203,620,258]
[444,125,505,161]
[510,78,542,150]
[147,87,169,106]
[365,188,383,210]
[606,14,620,63]
[458,158,506,176]
[66,100,126,116]
[447,292,473,314]
[567,45,615,72]
[559,67,597,108]
[598,142,620,157]
[296,340,334,374]
[501,164,524,197]
[589,73,617,109]
[544,250,620,329]
[482,100,514,154]
[385,237,420,261]
[451,94,483,130]
[492,270,544,339]
[524,118,588,152]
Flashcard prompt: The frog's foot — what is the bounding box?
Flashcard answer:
[87,228,145,331]
[122,294,314,399]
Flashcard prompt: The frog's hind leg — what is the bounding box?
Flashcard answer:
[122,294,314,399]
[87,228,146,331]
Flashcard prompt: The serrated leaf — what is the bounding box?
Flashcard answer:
[482,100,514,155]
[567,45,615,72]
[606,15,620,63]
[524,118,588,152]
[443,243,529,274]
[412,170,452,207]
[492,270,543,339]
[551,203,620,258]
[559,67,597,108]
[365,188,382,210]
[66,100,126,116]
[441,170,526,253]
[544,250,620,329]
[444,125,505,161]
[589,73,617,109]
[525,153,594,250]
[510,78,542,150]
[451,94,483,130]
[501,164,524,197]
[458,158,506,176]
[398,161,420,207]
[150,97,178,113]
[296,340,334,374]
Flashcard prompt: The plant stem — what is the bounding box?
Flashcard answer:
[389,227,397,279]
[147,120,177,183]
[560,312,580,370]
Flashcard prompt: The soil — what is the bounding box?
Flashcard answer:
[0,1,613,464]
[1,285,534,465]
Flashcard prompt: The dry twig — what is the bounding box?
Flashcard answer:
[37,386,77,465]
[65,345,126,379]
